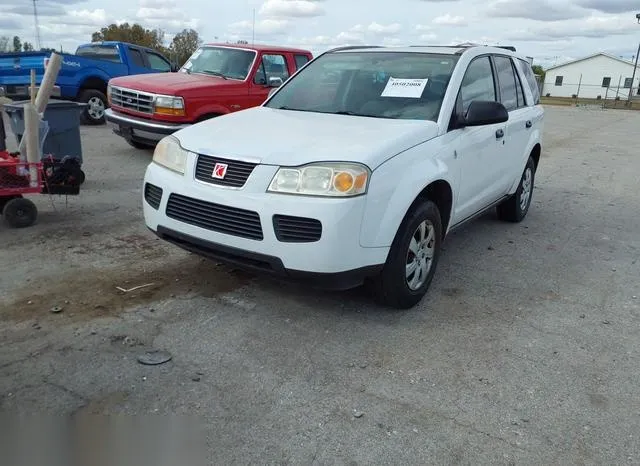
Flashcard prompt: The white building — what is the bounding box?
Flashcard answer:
[542,53,640,100]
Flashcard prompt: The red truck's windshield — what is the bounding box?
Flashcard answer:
[181,46,257,81]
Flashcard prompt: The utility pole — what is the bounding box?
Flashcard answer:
[32,0,42,50]
[628,13,640,105]
[252,8,256,45]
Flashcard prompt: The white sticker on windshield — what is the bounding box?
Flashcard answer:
[381,77,429,98]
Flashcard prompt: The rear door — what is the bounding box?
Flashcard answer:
[492,55,530,186]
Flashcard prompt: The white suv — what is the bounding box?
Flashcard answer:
[142,44,544,309]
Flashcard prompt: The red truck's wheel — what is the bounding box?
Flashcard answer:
[79,89,108,125]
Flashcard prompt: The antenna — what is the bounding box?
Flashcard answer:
[252,8,256,45]
[32,0,42,50]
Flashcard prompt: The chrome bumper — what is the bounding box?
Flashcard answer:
[105,108,190,143]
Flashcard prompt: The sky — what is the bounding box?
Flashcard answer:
[1,0,640,68]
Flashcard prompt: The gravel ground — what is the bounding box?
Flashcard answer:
[1,106,639,465]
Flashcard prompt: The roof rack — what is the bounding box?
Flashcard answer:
[325,45,384,53]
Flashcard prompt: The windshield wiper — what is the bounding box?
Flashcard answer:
[275,106,316,112]
[201,70,227,79]
[332,111,388,119]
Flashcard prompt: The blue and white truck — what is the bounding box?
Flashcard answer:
[0,41,176,125]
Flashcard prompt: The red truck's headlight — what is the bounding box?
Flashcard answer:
[154,95,185,117]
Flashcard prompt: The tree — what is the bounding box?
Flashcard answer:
[532,65,545,80]
[91,23,168,54]
[0,36,9,53]
[23,42,34,52]
[169,29,202,67]
[13,36,21,52]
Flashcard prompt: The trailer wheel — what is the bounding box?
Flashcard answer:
[3,197,38,228]
[0,194,22,213]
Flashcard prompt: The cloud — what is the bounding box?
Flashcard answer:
[6,3,66,16]
[486,0,588,21]
[576,0,640,14]
[228,18,291,35]
[260,0,325,18]
[367,22,402,35]
[432,14,467,26]
[0,17,21,29]
[66,9,109,26]
[506,14,638,41]
[136,0,199,32]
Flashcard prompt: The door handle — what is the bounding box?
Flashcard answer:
[496,129,504,139]
[525,120,532,128]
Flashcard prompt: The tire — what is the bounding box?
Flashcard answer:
[369,200,443,309]
[497,156,535,223]
[126,139,155,150]
[78,89,108,125]
[76,169,86,185]
[3,197,37,228]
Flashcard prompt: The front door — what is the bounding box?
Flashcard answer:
[248,52,291,107]
[452,55,508,223]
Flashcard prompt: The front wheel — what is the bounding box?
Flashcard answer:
[497,156,535,223]
[369,200,443,309]
[78,89,108,125]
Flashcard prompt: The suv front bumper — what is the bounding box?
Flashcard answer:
[142,161,389,290]
[105,108,190,145]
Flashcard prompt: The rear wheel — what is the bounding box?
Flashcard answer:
[497,156,535,223]
[79,89,108,125]
[369,200,442,309]
[3,197,37,228]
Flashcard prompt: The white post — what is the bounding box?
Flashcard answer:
[24,103,40,188]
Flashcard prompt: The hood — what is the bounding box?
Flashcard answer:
[175,107,441,169]
[109,72,239,95]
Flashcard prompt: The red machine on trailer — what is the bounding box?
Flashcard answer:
[0,151,42,228]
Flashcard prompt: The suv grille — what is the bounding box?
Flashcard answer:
[195,154,257,188]
[273,215,322,243]
[110,86,154,114]
[166,193,263,240]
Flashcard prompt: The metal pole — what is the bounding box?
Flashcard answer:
[628,41,640,105]
[252,8,255,45]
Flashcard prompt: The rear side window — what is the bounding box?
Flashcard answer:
[494,56,518,111]
[76,45,122,63]
[128,48,145,67]
[459,56,496,113]
[294,54,310,69]
[147,52,171,72]
[517,59,540,104]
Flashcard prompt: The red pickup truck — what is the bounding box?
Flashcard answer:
[104,43,313,148]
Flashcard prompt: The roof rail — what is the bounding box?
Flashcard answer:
[325,45,384,53]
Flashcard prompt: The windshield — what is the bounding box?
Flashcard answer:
[181,46,256,80]
[264,51,459,121]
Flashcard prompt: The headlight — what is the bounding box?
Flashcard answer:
[154,95,185,116]
[267,162,370,197]
[152,136,188,174]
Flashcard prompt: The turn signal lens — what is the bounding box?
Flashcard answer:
[333,172,354,192]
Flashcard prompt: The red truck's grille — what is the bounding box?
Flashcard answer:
[195,154,257,188]
[110,86,154,114]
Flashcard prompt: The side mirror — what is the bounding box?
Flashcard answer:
[268,76,283,88]
[463,100,509,127]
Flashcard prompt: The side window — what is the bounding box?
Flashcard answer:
[128,48,145,67]
[514,63,526,108]
[602,77,611,88]
[624,77,633,88]
[518,59,541,104]
[294,54,310,70]
[147,52,171,72]
[459,56,496,113]
[494,56,518,111]
[555,76,563,86]
[254,54,290,85]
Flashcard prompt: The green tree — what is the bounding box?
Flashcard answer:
[23,42,34,52]
[12,36,21,52]
[532,65,545,80]
[91,23,168,55]
[0,36,9,52]
[169,29,202,67]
